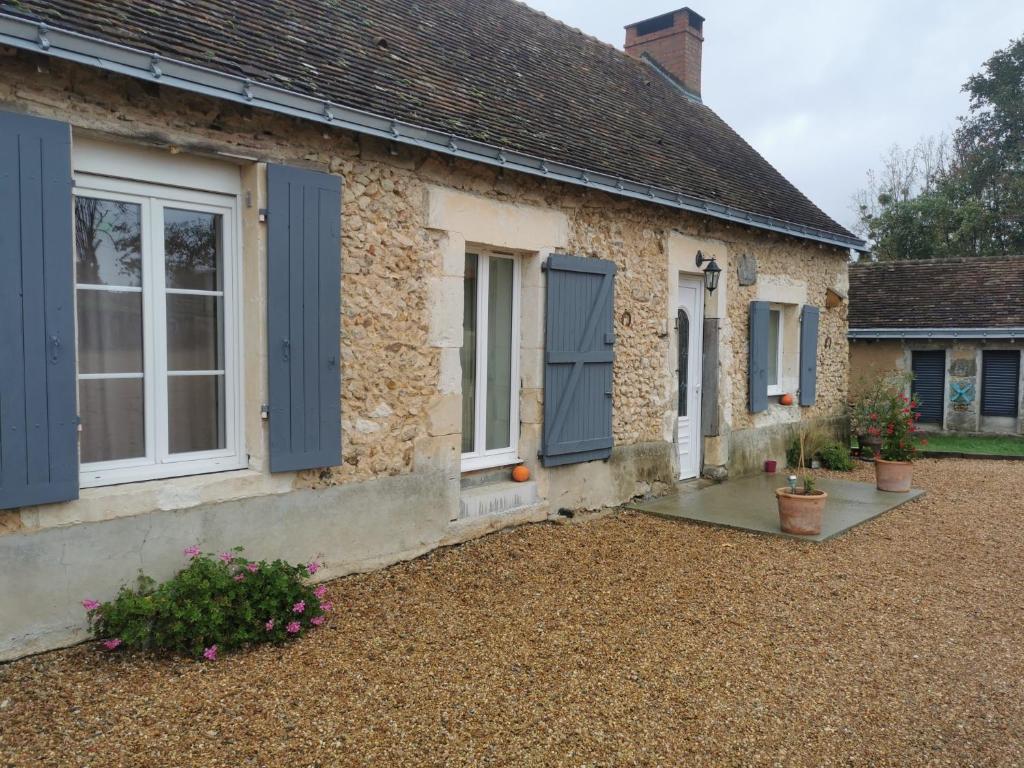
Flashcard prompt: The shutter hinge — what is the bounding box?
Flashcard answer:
[258,208,268,223]
[540,261,548,272]
[260,404,270,420]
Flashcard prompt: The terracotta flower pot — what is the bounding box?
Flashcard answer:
[875,458,913,492]
[775,488,828,536]
[859,433,882,458]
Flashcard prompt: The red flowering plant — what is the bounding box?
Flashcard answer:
[850,372,926,462]
[879,390,927,462]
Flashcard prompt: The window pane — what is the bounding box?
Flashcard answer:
[166,294,222,371]
[164,209,222,291]
[76,290,143,374]
[74,198,142,286]
[168,375,225,454]
[461,254,478,454]
[79,378,145,463]
[767,309,781,387]
[678,309,689,416]
[485,257,514,451]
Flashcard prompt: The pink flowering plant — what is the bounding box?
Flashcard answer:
[83,547,330,659]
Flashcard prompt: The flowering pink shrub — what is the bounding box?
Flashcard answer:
[83,547,331,660]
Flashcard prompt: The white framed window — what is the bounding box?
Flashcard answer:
[460,251,521,472]
[767,306,784,396]
[73,174,244,487]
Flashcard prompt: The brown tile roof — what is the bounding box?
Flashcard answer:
[2,0,859,247]
[849,256,1024,329]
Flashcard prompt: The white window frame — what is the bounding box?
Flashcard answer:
[767,305,785,396]
[460,251,521,473]
[74,173,245,488]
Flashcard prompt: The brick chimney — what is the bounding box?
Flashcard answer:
[624,8,705,99]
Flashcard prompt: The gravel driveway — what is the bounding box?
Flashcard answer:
[2,459,1023,767]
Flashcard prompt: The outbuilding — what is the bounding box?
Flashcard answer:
[849,256,1024,434]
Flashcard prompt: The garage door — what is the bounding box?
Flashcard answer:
[911,350,945,425]
[981,350,1021,418]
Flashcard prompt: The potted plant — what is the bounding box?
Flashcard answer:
[776,425,828,536]
[850,372,911,458]
[874,390,924,492]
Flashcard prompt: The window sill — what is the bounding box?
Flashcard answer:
[80,456,249,489]
[460,452,521,473]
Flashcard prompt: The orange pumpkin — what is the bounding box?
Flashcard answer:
[511,465,531,482]
[779,393,795,406]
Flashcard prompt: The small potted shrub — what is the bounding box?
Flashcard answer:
[874,391,924,492]
[776,425,828,536]
[850,372,911,458]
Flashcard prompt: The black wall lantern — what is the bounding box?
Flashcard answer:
[696,250,721,293]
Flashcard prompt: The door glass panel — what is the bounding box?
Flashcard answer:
[164,209,222,291]
[79,378,145,463]
[767,309,781,387]
[74,198,142,286]
[678,309,689,416]
[168,375,225,453]
[485,257,514,451]
[166,294,222,371]
[76,290,143,374]
[461,254,479,454]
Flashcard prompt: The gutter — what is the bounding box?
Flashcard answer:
[849,327,1024,340]
[0,13,867,253]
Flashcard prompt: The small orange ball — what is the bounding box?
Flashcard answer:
[779,393,795,406]
[511,465,531,482]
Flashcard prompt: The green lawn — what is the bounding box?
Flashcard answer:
[922,432,1024,456]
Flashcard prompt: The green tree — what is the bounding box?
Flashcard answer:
[855,35,1024,260]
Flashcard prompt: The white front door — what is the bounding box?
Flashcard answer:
[676,276,704,480]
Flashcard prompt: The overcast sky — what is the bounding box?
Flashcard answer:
[524,0,1024,231]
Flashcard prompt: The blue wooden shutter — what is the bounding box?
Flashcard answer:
[799,305,820,406]
[911,350,945,425]
[266,164,342,472]
[981,350,1020,417]
[541,254,616,467]
[748,301,769,413]
[0,111,78,509]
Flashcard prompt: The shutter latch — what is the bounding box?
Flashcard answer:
[260,404,270,421]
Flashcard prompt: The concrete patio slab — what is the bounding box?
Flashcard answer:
[628,473,925,542]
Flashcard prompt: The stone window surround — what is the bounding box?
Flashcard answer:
[424,186,569,484]
[754,276,807,406]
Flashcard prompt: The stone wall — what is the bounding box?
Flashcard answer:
[1,49,850,499]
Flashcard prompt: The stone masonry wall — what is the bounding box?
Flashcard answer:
[1,49,849,497]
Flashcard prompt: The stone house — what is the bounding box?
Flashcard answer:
[849,257,1024,434]
[0,1,863,659]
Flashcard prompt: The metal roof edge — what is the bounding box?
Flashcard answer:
[639,52,702,104]
[0,13,867,252]
[849,327,1024,340]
